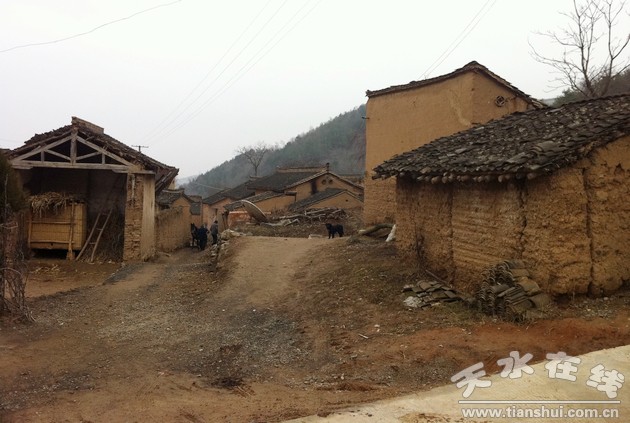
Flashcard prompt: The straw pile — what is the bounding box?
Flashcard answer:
[29,192,81,217]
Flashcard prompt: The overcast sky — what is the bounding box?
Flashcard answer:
[1,0,625,180]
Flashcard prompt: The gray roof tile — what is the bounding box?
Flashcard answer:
[374,94,630,183]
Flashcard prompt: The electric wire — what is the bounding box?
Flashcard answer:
[151,0,320,145]
[421,0,497,78]
[141,0,289,144]
[0,0,183,53]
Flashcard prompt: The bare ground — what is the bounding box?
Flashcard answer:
[1,236,630,422]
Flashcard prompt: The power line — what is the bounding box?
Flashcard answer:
[152,0,321,143]
[0,0,183,54]
[421,0,497,79]
[139,0,277,144]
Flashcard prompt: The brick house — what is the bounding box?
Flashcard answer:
[374,95,630,296]
[223,165,364,215]
[364,61,545,225]
[9,117,178,261]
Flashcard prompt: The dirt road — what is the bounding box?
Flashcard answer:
[1,236,629,422]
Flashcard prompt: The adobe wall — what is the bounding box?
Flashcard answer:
[155,208,191,252]
[254,195,295,213]
[470,73,537,123]
[395,178,453,280]
[308,192,363,211]
[523,167,592,295]
[364,178,397,224]
[155,196,195,252]
[123,173,156,261]
[290,174,362,201]
[364,74,475,224]
[397,173,593,295]
[364,73,536,225]
[203,198,232,226]
[451,182,524,292]
[584,136,630,295]
[395,144,629,296]
[140,176,155,260]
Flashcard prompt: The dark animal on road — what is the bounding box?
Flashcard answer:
[325,223,344,239]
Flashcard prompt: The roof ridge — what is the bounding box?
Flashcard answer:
[366,61,545,109]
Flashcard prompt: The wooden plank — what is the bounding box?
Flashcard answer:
[11,161,130,171]
[11,135,73,162]
[76,136,135,167]
[44,149,71,161]
[75,151,101,161]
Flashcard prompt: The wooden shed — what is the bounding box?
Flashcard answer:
[374,94,630,297]
[28,198,87,251]
[9,117,178,261]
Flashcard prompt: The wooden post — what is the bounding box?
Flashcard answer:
[66,202,75,260]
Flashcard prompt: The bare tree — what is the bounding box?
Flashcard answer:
[236,142,270,177]
[531,0,630,98]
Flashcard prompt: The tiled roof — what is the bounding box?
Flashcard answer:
[157,189,201,214]
[224,191,284,211]
[288,188,349,211]
[157,189,186,206]
[9,117,178,192]
[246,170,323,192]
[366,61,545,109]
[202,191,228,205]
[374,94,630,183]
[202,182,255,205]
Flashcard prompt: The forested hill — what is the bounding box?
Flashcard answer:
[183,104,366,197]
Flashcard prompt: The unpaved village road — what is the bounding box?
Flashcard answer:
[1,236,630,422]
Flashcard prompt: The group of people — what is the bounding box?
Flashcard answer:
[192,220,219,251]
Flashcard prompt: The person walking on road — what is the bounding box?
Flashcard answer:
[210,220,219,245]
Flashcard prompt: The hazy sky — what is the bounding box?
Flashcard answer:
[1,0,624,180]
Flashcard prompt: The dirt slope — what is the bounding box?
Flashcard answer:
[1,236,629,422]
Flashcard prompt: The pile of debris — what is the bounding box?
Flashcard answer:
[477,260,553,320]
[402,279,467,308]
[275,207,347,223]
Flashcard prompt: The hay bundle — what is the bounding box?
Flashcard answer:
[29,192,81,217]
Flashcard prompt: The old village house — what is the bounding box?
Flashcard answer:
[9,117,178,261]
[374,94,630,296]
[363,61,544,225]
[220,165,363,217]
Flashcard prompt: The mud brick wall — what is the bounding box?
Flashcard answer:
[155,208,190,252]
[123,174,156,261]
[523,167,592,295]
[395,137,630,296]
[364,72,535,225]
[584,137,630,294]
[396,178,453,280]
[364,177,397,224]
[451,182,524,293]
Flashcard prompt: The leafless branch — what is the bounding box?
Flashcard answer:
[530,0,630,99]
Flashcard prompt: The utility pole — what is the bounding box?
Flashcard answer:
[132,145,149,153]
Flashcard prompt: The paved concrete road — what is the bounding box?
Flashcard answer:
[288,345,629,422]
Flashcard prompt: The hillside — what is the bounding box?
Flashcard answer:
[183,105,366,197]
